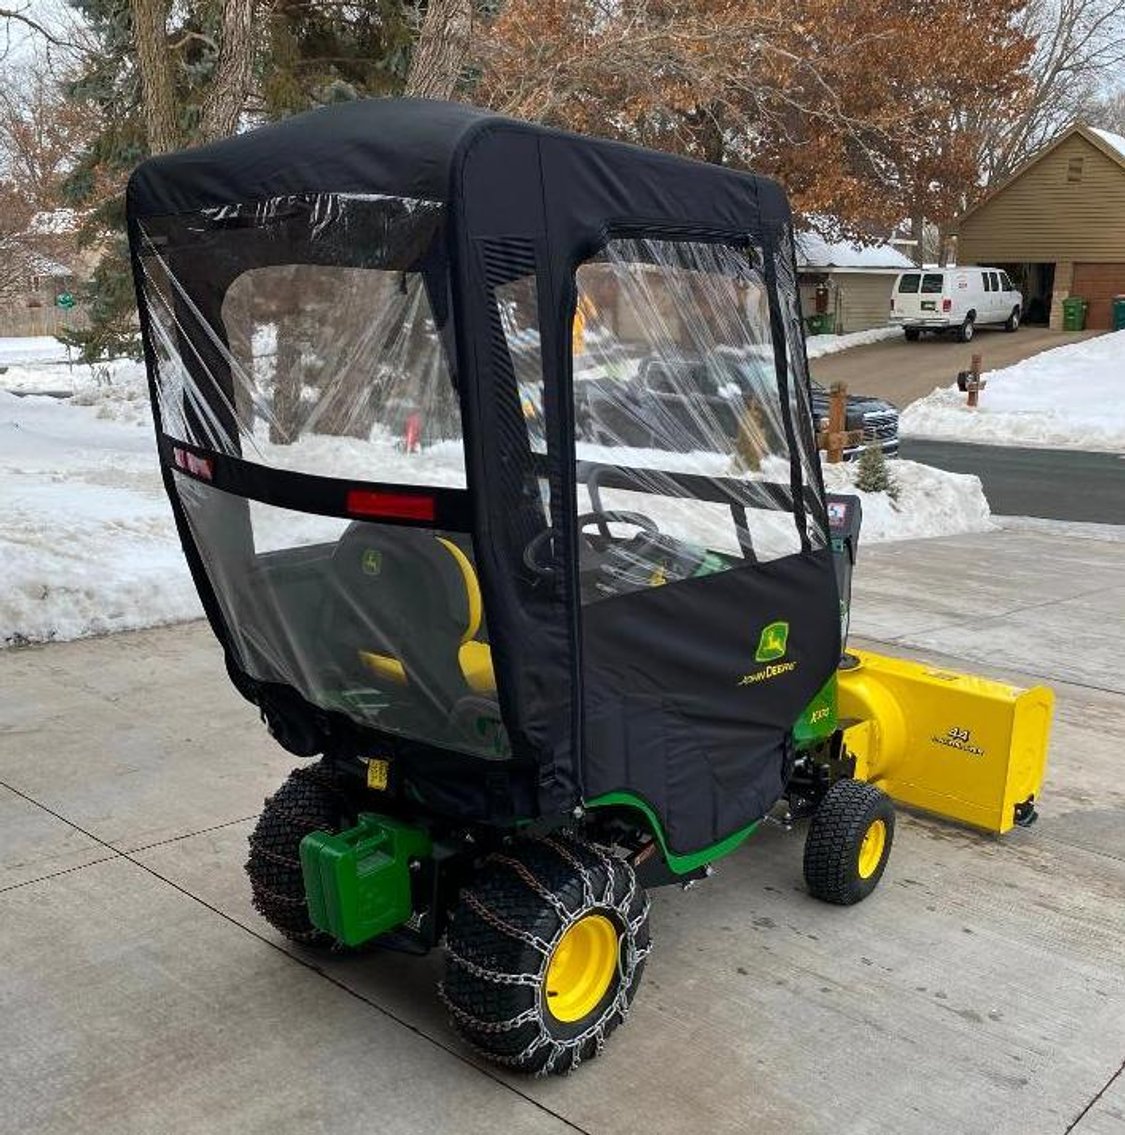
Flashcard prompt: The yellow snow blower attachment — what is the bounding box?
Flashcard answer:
[837,649,1054,834]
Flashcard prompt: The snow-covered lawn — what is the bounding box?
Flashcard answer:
[900,330,1125,451]
[805,326,900,359]
[1,337,990,648]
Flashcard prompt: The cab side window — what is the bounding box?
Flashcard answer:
[1000,272,1013,291]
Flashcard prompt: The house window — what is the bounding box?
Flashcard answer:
[1067,157,1084,183]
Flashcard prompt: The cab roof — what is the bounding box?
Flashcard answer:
[126,97,789,240]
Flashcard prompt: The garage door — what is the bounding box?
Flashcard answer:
[1072,263,1125,330]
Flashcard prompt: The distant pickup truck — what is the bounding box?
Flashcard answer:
[574,350,899,461]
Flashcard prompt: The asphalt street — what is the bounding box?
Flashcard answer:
[901,439,1125,525]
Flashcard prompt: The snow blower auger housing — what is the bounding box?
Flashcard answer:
[126,98,1053,1074]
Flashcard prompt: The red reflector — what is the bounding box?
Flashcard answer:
[942,298,952,312]
[172,447,214,481]
[346,489,436,522]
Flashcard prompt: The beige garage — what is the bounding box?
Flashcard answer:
[953,124,1125,330]
[796,231,912,334]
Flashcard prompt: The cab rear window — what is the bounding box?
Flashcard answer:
[920,274,944,294]
[897,273,920,293]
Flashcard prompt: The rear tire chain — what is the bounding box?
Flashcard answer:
[442,835,650,1075]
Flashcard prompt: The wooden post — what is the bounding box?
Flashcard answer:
[966,353,986,407]
[815,382,863,463]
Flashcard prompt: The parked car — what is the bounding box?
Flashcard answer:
[574,350,899,461]
[890,266,1023,342]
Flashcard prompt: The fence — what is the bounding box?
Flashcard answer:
[0,305,88,339]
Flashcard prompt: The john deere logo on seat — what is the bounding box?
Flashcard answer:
[362,549,383,576]
[755,621,789,663]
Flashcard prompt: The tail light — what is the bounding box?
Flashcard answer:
[942,298,952,312]
[890,296,895,310]
[346,489,436,522]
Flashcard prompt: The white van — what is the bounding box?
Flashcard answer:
[889,267,1023,342]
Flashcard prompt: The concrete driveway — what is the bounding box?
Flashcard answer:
[1,521,1123,1134]
[811,327,1102,407]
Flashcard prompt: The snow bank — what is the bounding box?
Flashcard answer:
[900,331,1125,451]
[0,388,201,646]
[806,326,901,359]
[1,346,991,648]
[822,458,993,543]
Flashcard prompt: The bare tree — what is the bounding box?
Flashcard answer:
[972,0,1125,186]
[1089,88,1125,137]
[405,0,473,100]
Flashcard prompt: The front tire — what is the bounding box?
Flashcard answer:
[958,315,975,343]
[803,779,895,905]
[1005,306,1020,332]
[246,761,352,946]
[442,835,650,1075]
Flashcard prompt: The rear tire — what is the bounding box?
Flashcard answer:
[904,328,920,342]
[803,779,895,905]
[443,835,650,1075]
[246,761,352,946]
[1005,306,1020,332]
[958,315,975,343]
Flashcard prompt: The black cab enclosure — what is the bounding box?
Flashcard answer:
[126,98,839,859]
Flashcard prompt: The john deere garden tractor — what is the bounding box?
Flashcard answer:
[126,98,1054,1075]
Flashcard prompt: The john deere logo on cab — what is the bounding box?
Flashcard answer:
[739,620,797,686]
[755,620,789,663]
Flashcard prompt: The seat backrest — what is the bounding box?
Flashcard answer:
[324,524,480,720]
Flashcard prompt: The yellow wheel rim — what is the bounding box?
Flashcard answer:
[857,819,887,879]
[544,914,620,1023]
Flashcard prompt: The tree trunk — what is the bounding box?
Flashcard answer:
[200,0,257,142]
[271,318,303,445]
[130,0,180,154]
[405,0,473,100]
[910,212,925,267]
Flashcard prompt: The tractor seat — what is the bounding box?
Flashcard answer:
[332,528,496,697]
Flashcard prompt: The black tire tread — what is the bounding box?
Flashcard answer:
[803,779,895,905]
[444,837,648,1074]
[245,761,351,946]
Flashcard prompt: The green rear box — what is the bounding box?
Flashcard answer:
[300,814,431,947]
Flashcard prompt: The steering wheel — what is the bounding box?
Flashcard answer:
[522,510,661,579]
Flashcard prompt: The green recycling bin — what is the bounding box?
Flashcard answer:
[1062,296,1088,331]
[1113,295,1125,332]
[806,312,833,335]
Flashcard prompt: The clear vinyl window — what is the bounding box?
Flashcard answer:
[572,236,812,603]
[140,195,509,754]
[173,472,506,758]
[138,194,465,486]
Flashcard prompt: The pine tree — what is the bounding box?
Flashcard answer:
[854,444,899,502]
[57,0,417,362]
